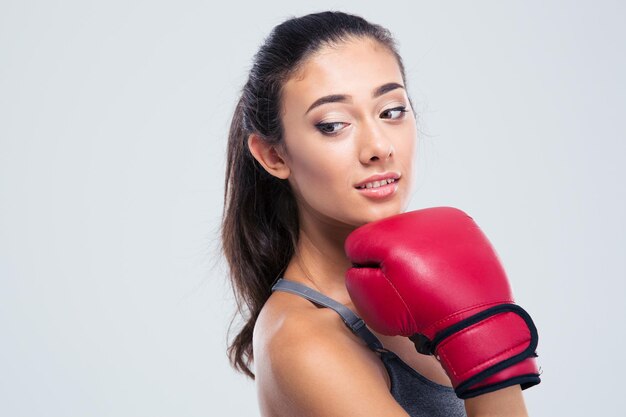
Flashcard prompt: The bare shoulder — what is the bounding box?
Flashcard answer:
[253,291,409,417]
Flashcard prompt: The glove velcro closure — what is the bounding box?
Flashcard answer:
[430,304,540,399]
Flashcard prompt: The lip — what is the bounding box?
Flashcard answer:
[354,171,401,200]
[356,180,399,199]
[354,172,401,189]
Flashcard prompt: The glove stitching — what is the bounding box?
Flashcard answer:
[380,275,420,332]
[438,314,530,378]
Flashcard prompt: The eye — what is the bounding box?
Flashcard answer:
[381,106,409,120]
[315,121,349,136]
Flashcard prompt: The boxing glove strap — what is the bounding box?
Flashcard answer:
[410,304,539,396]
[435,304,537,352]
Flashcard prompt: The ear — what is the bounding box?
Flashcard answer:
[247,133,291,180]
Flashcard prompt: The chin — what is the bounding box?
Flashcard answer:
[354,204,406,226]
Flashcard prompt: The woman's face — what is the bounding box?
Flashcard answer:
[279,36,417,228]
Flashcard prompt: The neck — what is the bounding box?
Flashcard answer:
[282,209,356,305]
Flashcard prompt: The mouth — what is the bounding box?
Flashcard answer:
[354,173,401,199]
[354,172,401,190]
[355,177,399,190]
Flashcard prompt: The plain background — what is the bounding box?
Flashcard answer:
[1,1,624,416]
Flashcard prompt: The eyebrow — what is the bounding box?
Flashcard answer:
[304,82,405,115]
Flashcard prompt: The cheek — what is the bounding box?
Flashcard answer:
[287,141,353,206]
[392,123,417,200]
[398,123,417,170]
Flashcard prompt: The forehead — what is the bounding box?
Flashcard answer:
[281,37,404,112]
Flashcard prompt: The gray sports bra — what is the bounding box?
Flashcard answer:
[272,278,466,417]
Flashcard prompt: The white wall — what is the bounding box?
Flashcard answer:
[1,1,624,416]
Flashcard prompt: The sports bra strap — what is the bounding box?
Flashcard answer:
[271,278,384,351]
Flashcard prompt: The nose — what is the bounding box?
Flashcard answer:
[358,120,394,164]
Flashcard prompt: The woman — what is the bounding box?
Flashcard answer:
[221,11,537,416]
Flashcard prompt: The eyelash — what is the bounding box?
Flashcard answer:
[315,106,409,136]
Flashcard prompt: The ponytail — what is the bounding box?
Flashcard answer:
[221,96,299,379]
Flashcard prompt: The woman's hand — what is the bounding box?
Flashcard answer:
[344,207,541,400]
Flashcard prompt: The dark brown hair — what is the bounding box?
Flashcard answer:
[221,10,413,379]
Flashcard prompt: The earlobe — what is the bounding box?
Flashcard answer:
[247,133,291,180]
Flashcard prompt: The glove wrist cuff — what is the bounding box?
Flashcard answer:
[428,304,539,398]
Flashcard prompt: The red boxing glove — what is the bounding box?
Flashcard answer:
[344,207,540,399]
